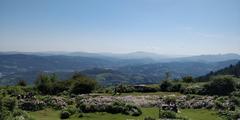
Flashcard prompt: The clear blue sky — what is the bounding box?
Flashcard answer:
[0,0,240,55]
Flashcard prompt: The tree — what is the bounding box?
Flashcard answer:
[16,80,27,86]
[160,80,173,92]
[35,73,58,95]
[70,74,97,94]
[182,76,193,83]
[204,76,236,95]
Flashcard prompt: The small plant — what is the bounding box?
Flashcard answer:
[3,97,17,111]
[63,106,78,115]
[16,80,27,86]
[78,113,84,118]
[159,110,176,119]
[144,116,156,120]
[60,111,70,119]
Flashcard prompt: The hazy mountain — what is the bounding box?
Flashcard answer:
[99,51,172,60]
[176,53,240,62]
[118,60,240,79]
[1,51,239,62]
[0,52,239,85]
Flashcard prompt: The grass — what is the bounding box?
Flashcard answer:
[180,109,223,120]
[29,108,223,120]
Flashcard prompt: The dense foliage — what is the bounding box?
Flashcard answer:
[34,73,97,95]
[203,76,236,95]
[197,61,240,82]
[70,73,97,94]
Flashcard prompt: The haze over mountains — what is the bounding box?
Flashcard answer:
[1,51,240,62]
[0,51,240,85]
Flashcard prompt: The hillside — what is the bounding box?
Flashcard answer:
[79,60,240,85]
[196,61,240,82]
[0,53,239,85]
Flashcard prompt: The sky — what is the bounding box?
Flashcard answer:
[0,0,240,55]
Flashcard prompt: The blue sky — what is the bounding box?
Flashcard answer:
[0,0,240,55]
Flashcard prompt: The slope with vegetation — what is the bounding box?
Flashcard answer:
[0,58,240,120]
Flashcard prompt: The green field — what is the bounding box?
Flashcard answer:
[29,108,223,120]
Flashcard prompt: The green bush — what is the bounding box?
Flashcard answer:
[63,106,78,115]
[133,86,158,93]
[0,97,34,120]
[16,80,27,86]
[5,86,24,96]
[60,111,70,119]
[159,110,177,119]
[77,100,142,116]
[204,76,236,95]
[170,83,182,92]
[78,113,84,118]
[182,76,194,83]
[12,109,34,120]
[70,74,97,94]
[231,90,240,97]
[164,96,176,104]
[180,86,203,94]
[230,96,240,107]
[115,84,135,93]
[219,110,240,120]
[35,73,64,95]
[42,96,67,110]
[19,100,45,111]
[160,80,173,92]
[3,97,17,111]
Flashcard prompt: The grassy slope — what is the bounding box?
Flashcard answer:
[29,108,222,120]
[180,109,222,120]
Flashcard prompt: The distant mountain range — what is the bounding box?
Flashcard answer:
[1,51,240,62]
[0,52,239,85]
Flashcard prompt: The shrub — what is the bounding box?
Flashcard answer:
[70,74,97,94]
[3,97,17,111]
[204,76,235,95]
[219,110,240,120]
[0,97,8,120]
[122,104,142,116]
[144,116,156,120]
[159,110,176,119]
[43,96,67,110]
[16,80,27,86]
[229,96,240,107]
[164,96,176,104]
[12,109,34,120]
[115,84,135,93]
[35,73,60,95]
[60,111,70,119]
[133,86,158,93]
[5,86,24,96]
[160,80,173,92]
[180,86,202,94]
[214,101,227,110]
[63,106,78,115]
[19,100,45,111]
[231,91,240,97]
[182,76,194,83]
[76,100,142,116]
[78,113,84,118]
[170,83,182,92]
